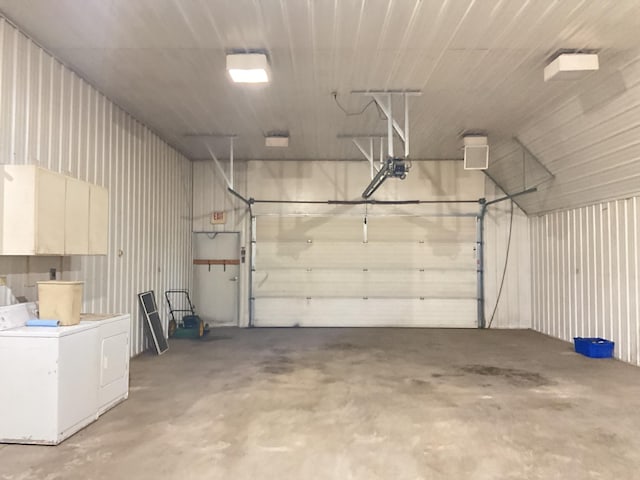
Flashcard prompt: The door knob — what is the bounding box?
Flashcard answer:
[229,276,238,282]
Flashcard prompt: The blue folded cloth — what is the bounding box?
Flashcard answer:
[26,319,60,327]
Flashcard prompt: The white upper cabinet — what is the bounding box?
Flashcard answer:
[0,165,108,256]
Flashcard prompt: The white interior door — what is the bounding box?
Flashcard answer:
[252,215,478,327]
[193,233,239,326]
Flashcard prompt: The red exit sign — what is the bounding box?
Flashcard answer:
[210,211,226,225]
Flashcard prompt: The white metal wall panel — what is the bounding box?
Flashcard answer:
[0,19,192,356]
[191,160,248,233]
[483,179,532,329]
[247,160,485,204]
[191,160,251,326]
[531,196,640,365]
[193,160,484,226]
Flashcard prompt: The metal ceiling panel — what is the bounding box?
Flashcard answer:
[1,0,639,210]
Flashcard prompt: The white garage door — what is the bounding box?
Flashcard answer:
[252,213,478,327]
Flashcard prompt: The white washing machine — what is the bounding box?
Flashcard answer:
[0,310,130,445]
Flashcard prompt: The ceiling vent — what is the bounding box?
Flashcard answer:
[463,135,489,170]
[544,53,599,82]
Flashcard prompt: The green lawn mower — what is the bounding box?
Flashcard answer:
[165,289,209,339]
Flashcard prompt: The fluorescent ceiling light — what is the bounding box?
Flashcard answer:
[265,134,289,147]
[226,53,269,83]
[544,53,599,82]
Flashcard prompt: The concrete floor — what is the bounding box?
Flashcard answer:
[2,328,640,480]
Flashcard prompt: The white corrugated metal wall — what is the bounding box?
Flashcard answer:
[483,179,532,329]
[532,196,640,365]
[192,159,531,329]
[496,46,640,365]
[192,160,250,326]
[0,18,192,355]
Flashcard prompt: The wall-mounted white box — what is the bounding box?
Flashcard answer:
[463,136,489,170]
[265,136,289,148]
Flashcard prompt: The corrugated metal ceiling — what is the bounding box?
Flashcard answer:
[0,0,639,165]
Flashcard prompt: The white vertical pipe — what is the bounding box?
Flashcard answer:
[546,214,552,336]
[633,197,639,365]
[230,136,234,189]
[404,93,409,158]
[387,94,393,158]
[369,137,374,179]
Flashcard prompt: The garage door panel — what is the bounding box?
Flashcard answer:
[253,215,478,327]
[254,298,476,327]
[367,216,476,242]
[256,216,362,242]
[255,242,475,270]
[365,203,479,218]
[256,216,476,243]
[253,269,476,298]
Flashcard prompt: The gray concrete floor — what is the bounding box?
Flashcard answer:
[2,328,640,479]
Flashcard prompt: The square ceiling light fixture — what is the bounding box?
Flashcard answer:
[226,53,269,83]
[463,135,489,170]
[544,53,599,82]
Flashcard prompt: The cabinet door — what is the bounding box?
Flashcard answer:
[88,185,109,255]
[1,165,36,254]
[64,178,90,254]
[35,169,66,255]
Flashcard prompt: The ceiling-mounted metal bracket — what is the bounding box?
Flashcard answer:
[337,134,386,179]
[184,134,238,189]
[351,90,421,159]
[349,91,420,198]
